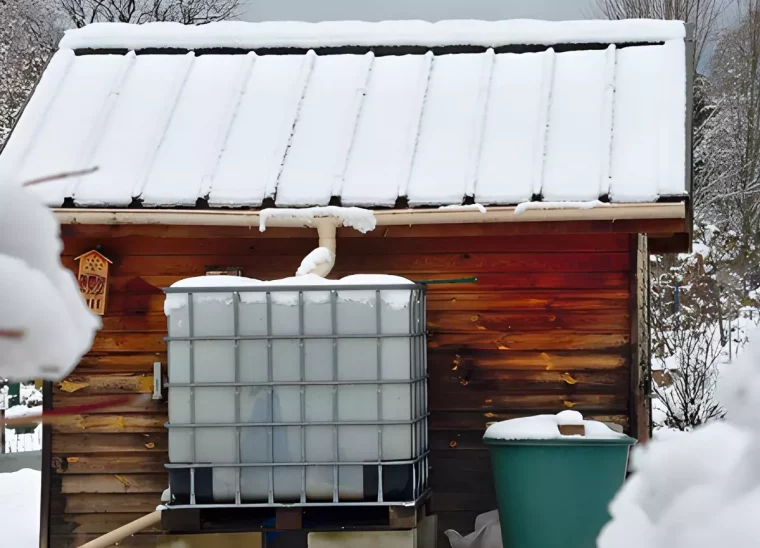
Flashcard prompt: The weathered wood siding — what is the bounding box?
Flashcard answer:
[50,224,632,548]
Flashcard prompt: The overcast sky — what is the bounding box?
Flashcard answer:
[238,0,737,72]
[239,0,599,22]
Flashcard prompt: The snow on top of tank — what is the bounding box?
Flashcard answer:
[164,274,417,315]
[339,274,416,310]
[163,275,264,315]
[239,274,332,306]
[483,410,629,441]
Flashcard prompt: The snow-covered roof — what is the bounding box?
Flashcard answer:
[0,20,689,209]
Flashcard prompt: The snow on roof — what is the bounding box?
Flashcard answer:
[59,20,686,51]
[0,20,688,209]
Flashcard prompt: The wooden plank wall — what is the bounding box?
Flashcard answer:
[51,224,632,548]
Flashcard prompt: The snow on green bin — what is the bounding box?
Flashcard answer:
[482,411,635,548]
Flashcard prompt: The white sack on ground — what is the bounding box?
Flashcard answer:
[445,509,502,548]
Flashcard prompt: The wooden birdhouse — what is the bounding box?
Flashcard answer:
[74,250,112,316]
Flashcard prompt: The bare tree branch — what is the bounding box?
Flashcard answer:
[0,0,63,145]
[22,166,99,187]
[57,0,241,27]
[595,0,728,72]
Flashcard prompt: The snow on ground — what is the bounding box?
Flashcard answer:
[0,469,40,547]
[598,327,760,547]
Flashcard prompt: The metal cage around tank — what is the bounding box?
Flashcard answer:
[163,282,429,509]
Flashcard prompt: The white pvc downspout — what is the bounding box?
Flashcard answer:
[296,219,338,277]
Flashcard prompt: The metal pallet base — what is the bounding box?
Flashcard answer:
[162,491,432,534]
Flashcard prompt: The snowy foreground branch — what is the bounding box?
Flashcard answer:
[598,328,760,547]
[0,181,100,380]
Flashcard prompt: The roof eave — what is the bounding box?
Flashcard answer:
[53,202,686,227]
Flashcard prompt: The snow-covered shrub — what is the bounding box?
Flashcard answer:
[653,323,725,430]
[649,223,756,430]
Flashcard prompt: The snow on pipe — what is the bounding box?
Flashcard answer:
[53,202,687,227]
[296,219,337,277]
[259,207,376,278]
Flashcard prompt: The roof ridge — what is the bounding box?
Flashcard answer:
[58,19,686,52]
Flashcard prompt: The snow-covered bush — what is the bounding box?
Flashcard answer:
[652,323,725,430]
[598,328,760,547]
[0,181,100,380]
[649,222,760,430]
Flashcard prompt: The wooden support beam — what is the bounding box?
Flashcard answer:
[275,508,303,530]
[630,234,652,441]
[162,508,201,533]
[388,505,419,530]
[648,232,690,254]
[40,381,53,548]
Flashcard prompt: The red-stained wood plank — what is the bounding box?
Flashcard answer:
[52,433,168,454]
[428,310,630,333]
[51,414,166,434]
[57,473,166,494]
[427,349,627,371]
[62,252,630,277]
[59,218,684,240]
[51,493,160,514]
[52,453,168,475]
[50,513,162,535]
[62,233,631,257]
[428,332,628,351]
[103,271,630,296]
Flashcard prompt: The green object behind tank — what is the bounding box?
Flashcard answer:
[483,437,635,548]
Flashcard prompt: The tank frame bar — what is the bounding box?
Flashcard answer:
[167,377,427,387]
[163,283,426,293]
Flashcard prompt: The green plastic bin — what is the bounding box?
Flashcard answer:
[483,435,635,548]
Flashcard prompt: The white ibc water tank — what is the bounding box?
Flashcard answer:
[165,274,427,505]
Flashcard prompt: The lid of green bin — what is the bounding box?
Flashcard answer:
[482,411,636,446]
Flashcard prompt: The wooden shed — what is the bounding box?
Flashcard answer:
[0,19,692,548]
